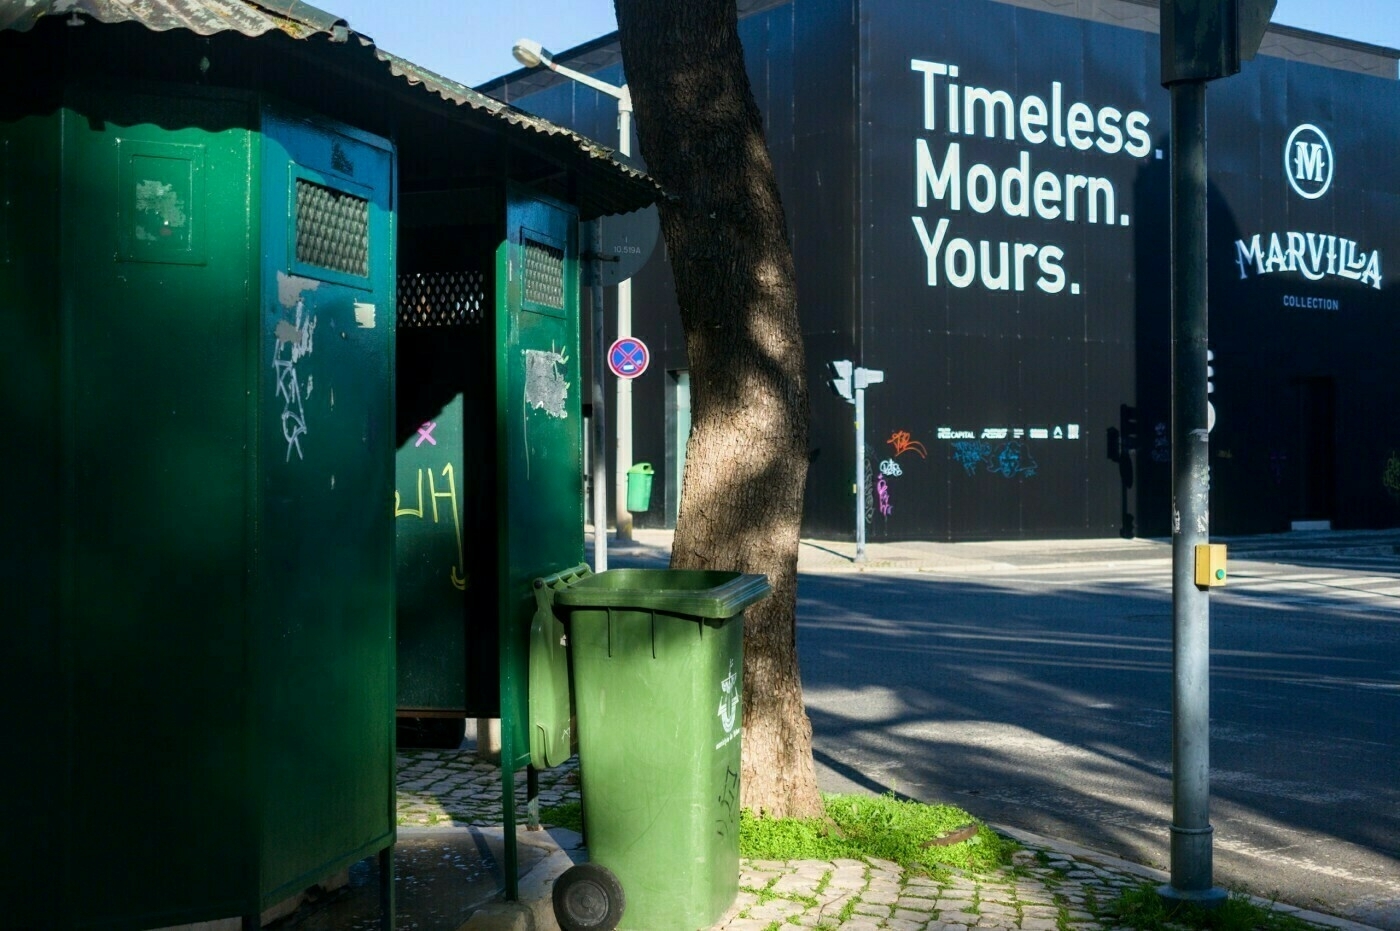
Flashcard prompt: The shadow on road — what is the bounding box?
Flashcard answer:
[793,568,1400,924]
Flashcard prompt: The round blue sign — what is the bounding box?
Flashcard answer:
[608,337,650,379]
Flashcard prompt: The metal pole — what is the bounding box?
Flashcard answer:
[590,221,609,572]
[855,385,867,563]
[1163,78,1223,905]
[614,94,635,541]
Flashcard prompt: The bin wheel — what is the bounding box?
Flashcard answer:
[552,862,625,931]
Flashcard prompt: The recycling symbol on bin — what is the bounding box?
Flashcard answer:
[718,659,739,734]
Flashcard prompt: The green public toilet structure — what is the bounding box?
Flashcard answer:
[550,569,771,931]
[0,2,656,928]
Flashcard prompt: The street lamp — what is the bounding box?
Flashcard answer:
[512,39,638,556]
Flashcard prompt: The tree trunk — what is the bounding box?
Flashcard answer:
[613,0,824,819]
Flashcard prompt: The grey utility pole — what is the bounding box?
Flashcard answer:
[1158,0,1275,905]
[828,361,884,563]
[587,221,609,572]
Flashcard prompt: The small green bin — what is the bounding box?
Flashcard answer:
[552,569,771,931]
[625,462,655,512]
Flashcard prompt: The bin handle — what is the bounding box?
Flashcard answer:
[531,562,593,642]
[532,562,593,594]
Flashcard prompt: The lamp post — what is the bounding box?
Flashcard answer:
[512,39,637,554]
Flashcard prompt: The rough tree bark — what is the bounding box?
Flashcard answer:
[612,0,824,818]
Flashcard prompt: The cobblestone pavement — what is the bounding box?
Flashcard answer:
[395,748,1373,931]
[720,854,1153,931]
[395,748,581,828]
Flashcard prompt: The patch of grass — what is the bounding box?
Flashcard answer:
[739,792,1017,875]
[538,800,583,833]
[1104,883,1319,931]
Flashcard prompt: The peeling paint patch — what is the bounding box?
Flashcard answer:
[524,348,570,419]
[355,302,376,328]
[277,270,321,309]
[133,179,187,241]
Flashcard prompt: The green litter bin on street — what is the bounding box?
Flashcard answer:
[550,569,771,931]
[625,462,655,512]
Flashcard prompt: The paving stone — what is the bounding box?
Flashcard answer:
[1020,918,1062,931]
[749,859,790,870]
[740,868,784,886]
[894,905,938,922]
[864,881,903,904]
[887,918,931,931]
[743,900,805,922]
[900,887,939,903]
[854,900,892,918]
[1019,905,1060,919]
[942,910,981,924]
[774,870,823,894]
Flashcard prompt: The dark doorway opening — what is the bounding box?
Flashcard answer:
[1293,376,1336,527]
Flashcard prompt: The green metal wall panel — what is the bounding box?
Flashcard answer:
[0,109,67,930]
[58,90,259,927]
[4,87,399,928]
[497,188,583,773]
[396,387,471,710]
[256,108,397,905]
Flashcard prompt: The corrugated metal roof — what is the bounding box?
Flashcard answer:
[0,0,663,213]
[0,0,344,39]
[370,42,653,185]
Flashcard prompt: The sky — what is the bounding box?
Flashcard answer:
[321,1,1400,89]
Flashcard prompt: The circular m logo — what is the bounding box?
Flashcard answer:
[1284,124,1333,199]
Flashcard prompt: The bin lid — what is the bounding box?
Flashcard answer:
[626,462,654,475]
[553,568,771,618]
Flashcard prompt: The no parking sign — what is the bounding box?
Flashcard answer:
[607,337,650,379]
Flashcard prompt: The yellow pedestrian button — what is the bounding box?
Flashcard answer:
[1195,543,1227,588]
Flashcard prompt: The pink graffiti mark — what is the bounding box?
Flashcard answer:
[415,421,438,447]
[877,475,893,516]
[887,430,928,458]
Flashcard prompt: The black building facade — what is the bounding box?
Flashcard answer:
[484,0,1400,541]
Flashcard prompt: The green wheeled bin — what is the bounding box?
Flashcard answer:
[550,569,771,931]
[625,462,655,512]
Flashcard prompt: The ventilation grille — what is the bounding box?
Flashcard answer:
[522,237,564,309]
[397,270,487,327]
[295,179,369,277]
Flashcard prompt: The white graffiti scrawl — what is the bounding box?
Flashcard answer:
[273,273,320,462]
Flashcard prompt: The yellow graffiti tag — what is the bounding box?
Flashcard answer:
[394,463,468,590]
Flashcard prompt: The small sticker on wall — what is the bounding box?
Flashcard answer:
[715,659,741,750]
[354,302,376,328]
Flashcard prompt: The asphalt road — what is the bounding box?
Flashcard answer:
[796,549,1400,928]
